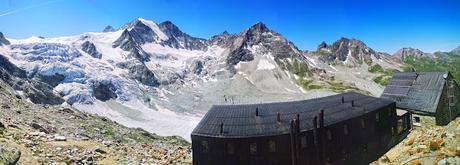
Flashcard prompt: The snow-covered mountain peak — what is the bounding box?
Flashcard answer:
[125,18,169,41]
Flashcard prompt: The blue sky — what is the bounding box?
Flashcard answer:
[0,0,459,53]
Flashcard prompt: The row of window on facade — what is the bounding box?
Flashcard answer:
[200,109,393,154]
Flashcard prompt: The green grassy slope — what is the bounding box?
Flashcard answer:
[403,52,460,83]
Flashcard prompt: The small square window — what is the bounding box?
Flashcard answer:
[414,116,421,123]
[375,113,380,122]
[227,143,234,154]
[343,124,349,135]
[202,141,209,153]
[361,119,366,129]
[250,142,257,155]
[301,136,307,148]
[269,140,276,152]
[327,130,333,141]
[363,144,368,152]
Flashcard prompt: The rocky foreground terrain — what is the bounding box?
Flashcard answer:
[0,79,191,164]
[373,116,460,165]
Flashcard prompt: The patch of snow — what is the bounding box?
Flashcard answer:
[257,59,276,70]
[329,65,338,71]
[74,99,201,141]
[305,55,317,66]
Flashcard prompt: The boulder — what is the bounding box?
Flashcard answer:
[0,144,21,165]
[30,123,49,134]
[430,138,445,150]
[405,137,414,145]
[54,135,66,141]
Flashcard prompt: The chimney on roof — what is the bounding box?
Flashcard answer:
[277,112,281,122]
[220,123,224,134]
[256,107,259,116]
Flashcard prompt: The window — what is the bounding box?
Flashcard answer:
[301,136,308,148]
[326,130,333,141]
[363,144,368,152]
[269,140,276,152]
[375,113,380,122]
[414,116,421,123]
[250,142,257,155]
[227,143,234,154]
[343,124,349,135]
[361,119,366,129]
[388,108,392,116]
[201,141,209,153]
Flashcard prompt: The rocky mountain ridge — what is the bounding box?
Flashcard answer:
[0,17,433,142]
[393,47,433,60]
[315,37,386,66]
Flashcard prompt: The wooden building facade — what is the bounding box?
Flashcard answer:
[381,72,460,125]
[191,92,411,165]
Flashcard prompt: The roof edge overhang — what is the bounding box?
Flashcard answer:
[396,107,435,116]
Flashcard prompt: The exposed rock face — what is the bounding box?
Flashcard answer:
[113,29,136,49]
[394,47,433,60]
[0,32,10,46]
[0,54,64,105]
[116,61,159,87]
[226,47,254,66]
[102,25,115,32]
[0,54,26,78]
[92,81,117,101]
[23,80,65,105]
[158,21,208,51]
[81,41,102,59]
[113,29,150,62]
[208,31,237,48]
[226,22,301,66]
[190,59,204,75]
[127,20,162,45]
[317,41,328,50]
[33,73,65,88]
[317,37,378,65]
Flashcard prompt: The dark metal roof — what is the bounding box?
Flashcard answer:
[192,92,394,138]
[381,72,447,114]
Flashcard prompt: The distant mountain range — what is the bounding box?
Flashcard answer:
[0,18,458,139]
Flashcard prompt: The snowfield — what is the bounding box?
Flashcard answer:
[0,18,397,141]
